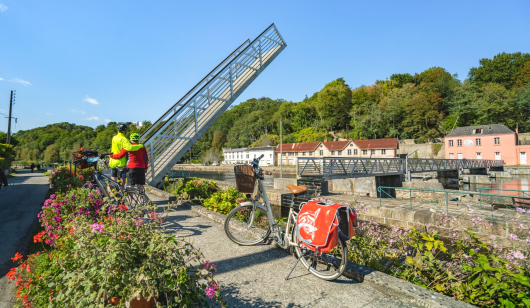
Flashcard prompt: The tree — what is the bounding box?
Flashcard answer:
[44,144,60,162]
[469,52,530,89]
[390,73,414,88]
[211,130,226,151]
[316,78,352,130]
[202,149,221,163]
[403,90,444,142]
[513,61,530,89]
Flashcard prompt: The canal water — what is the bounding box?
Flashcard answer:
[169,170,295,187]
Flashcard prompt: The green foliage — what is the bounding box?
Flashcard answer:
[165,177,219,201]
[294,127,331,142]
[202,188,245,215]
[469,52,530,89]
[432,144,443,156]
[0,143,15,169]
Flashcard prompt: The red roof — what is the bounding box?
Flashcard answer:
[354,138,398,150]
[322,141,350,151]
[275,142,320,152]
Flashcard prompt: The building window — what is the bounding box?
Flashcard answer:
[457,140,462,147]
[476,152,482,159]
[282,153,286,156]
[371,150,375,155]
[354,149,358,155]
[382,149,386,154]
[476,138,481,146]
[295,152,298,156]
[288,152,294,156]
[449,153,454,159]
[331,151,335,155]
[495,152,501,160]
[457,153,463,159]
[246,154,249,159]
[363,150,367,155]
[320,150,323,155]
[474,128,482,134]
[448,140,453,147]
[338,151,342,155]
[302,152,306,156]
[347,149,351,155]
[494,137,500,145]
[270,154,272,158]
[309,152,312,156]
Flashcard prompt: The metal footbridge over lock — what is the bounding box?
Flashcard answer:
[140,24,287,186]
[296,157,505,179]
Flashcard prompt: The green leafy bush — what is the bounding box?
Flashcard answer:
[349,204,530,307]
[203,188,245,215]
[0,143,15,169]
[165,177,218,201]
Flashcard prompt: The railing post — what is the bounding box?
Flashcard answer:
[491,195,493,221]
[446,191,448,215]
[258,39,263,67]
[410,189,412,210]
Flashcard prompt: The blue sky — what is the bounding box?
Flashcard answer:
[0,0,529,132]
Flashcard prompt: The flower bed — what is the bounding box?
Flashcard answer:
[350,203,530,307]
[7,173,225,307]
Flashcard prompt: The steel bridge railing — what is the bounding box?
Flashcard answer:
[476,188,530,207]
[140,24,287,185]
[377,186,530,222]
[297,157,504,179]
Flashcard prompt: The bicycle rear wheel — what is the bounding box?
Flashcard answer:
[125,187,151,209]
[292,227,348,280]
[224,204,271,246]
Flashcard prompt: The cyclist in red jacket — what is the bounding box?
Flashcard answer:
[109,133,148,189]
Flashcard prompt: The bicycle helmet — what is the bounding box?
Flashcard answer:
[130,133,140,142]
[117,123,128,133]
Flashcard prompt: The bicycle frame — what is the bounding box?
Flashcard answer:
[240,177,298,248]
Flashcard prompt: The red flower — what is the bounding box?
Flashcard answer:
[6,267,17,280]
[11,252,23,262]
[118,204,128,211]
[69,226,74,235]
[33,231,46,243]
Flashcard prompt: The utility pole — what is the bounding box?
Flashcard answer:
[6,90,14,144]
[280,118,283,178]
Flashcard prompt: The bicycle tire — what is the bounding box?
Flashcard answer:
[292,226,348,280]
[224,204,271,246]
[125,187,151,209]
[81,182,103,200]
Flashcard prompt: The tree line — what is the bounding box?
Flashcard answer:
[6,52,530,163]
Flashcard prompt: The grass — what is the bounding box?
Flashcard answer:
[39,169,52,177]
[7,169,16,178]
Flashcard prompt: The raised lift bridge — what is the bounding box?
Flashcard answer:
[140,24,287,186]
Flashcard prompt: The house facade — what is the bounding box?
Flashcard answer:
[444,124,530,165]
[222,146,276,166]
[275,138,399,165]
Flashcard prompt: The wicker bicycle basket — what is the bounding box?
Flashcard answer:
[234,164,256,194]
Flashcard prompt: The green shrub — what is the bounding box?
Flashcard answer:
[165,177,218,201]
[432,143,443,156]
[203,188,245,215]
[0,143,15,169]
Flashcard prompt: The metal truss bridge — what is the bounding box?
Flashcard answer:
[141,24,287,185]
[296,157,504,179]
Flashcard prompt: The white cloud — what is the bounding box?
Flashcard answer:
[104,119,111,123]
[83,95,99,105]
[0,4,7,12]
[10,78,31,86]
[0,78,4,81]
[70,109,86,114]
[45,113,52,115]
[81,110,86,114]
[83,116,99,121]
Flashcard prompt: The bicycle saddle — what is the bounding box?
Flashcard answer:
[286,184,307,196]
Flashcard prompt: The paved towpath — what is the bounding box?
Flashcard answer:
[0,169,50,308]
[146,193,414,308]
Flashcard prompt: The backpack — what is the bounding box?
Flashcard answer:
[296,200,357,253]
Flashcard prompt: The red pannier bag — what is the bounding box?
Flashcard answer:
[296,200,357,253]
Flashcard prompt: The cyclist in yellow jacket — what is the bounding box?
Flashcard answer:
[109,123,143,185]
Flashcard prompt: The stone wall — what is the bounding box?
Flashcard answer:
[398,139,445,159]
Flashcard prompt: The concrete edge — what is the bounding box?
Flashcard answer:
[188,203,475,308]
[144,185,177,202]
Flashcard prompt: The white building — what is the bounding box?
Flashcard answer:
[223,146,277,166]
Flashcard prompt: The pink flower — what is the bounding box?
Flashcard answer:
[509,234,518,241]
[90,223,104,233]
[516,207,525,214]
[513,251,525,259]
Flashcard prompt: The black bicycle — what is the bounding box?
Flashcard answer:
[73,150,150,209]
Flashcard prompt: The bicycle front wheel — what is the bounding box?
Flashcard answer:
[224,204,271,246]
[292,227,348,280]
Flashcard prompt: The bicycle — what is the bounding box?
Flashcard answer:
[224,155,350,280]
[73,150,150,210]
